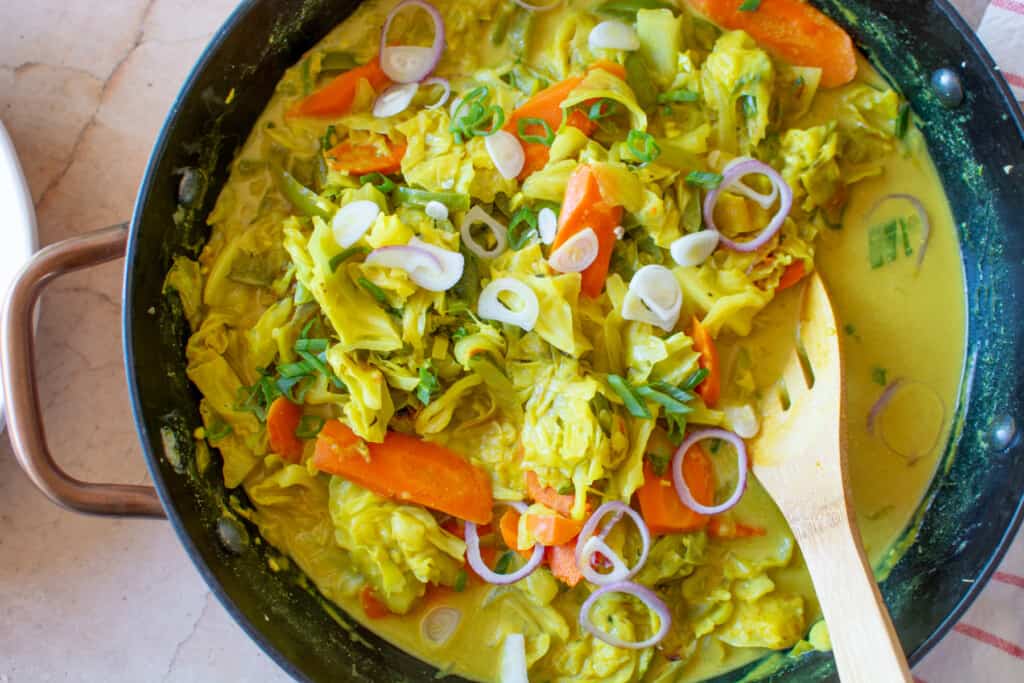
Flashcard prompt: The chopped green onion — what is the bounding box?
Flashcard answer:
[329,246,369,272]
[844,323,857,336]
[320,51,360,73]
[588,99,619,121]
[740,94,758,118]
[206,419,233,442]
[276,375,309,403]
[872,366,888,387]
[608,374,653,419]
[417,362,441,406]
[644,381,695,407]
[453,570,468,592]
[895,102,911,140]
[321,124,338,152]
[295,414,326,439]
[557,483,574,495]
[358,277,390,305]
[869,218,912,269]
[626,130,661,164]
[657,89,700,104]
[507,207,539,250]
[682,368,710,391]
[278,361,312,378]
[298,350,332,378]
[645,451,671,477]
[685,171,724,190]
[359,172,396,193]
[493,551,516,575]
[517,117,555,146]
[394,186,471,212]
[450,87,506,141]
[596,0,675,18]
[739,0,762,11]
[295,338,329,353]
[899,218,913,256]
[635,385,692,415]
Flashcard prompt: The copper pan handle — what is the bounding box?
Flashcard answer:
[1,224,165,517]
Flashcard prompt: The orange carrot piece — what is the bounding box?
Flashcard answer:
[287,57,390,118]
[518,141,553,181]
[525,513,584,547]
[266,397,305,463]
[691,316,721,407]
[360,586,392,619]
[777,260,807,291]
[636,446,715,535]
[546,541,584,587]
[326,140,406,175]
[525,471,577,517]
[552,165,623,298]
[686,0,857,88]
[708,517,767,539]
[313,420,494,524]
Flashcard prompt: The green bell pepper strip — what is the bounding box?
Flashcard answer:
[394,186,471,212]
[273,165,335,219]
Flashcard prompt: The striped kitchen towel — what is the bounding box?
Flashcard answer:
[978,0,1024,100]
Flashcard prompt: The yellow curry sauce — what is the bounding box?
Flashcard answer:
[166,1,965,680]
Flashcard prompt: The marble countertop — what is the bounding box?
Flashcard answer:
[0,1,1011,681]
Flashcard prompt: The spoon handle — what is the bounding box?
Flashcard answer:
[796,506,913,683]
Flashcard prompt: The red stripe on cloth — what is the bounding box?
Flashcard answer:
[1004,72,1024,89]
[994,571,1024,588]
[954,623,1024,660]
[992,0,1024,15]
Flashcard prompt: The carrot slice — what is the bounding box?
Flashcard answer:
[777,260,807,291]
[691,316,721,407]
[525,513,584,547]
[287,57,390,118]
[546,541,584,587]
[326,140,406,175]
[687,0,857,88]
[525,471,577,517]
[708,517,767,539]
[360,586,392,619]
[313,420,494,524]
[552,165,623,298]
[266,397,304,463]
[636,446,715,535]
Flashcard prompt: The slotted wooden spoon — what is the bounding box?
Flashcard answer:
[749,273,912,682]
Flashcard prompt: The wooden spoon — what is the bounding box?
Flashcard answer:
[749,273,912,682]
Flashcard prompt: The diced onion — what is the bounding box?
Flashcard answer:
[672,429,748,515]
[380,0,446,83]
[500,633,529,683]
[588,20,641,51]
[575,501,651,586]
[478,278,539,331]
[670,231,720,267]
[421,607,461,646]
[485,130,526,180]
[548,227,598,273]
[373,82,419,118]
[538,207,558,245]
[621,265,682,332]
[421,76,452,110]
[460,205,508,259]
[425,200,449,221]
[703,159,793,253]
[513,0,562,10]
[613,226,625,240]
[332,200,381,247]
[466,501,544,584]
[579,582,671,649]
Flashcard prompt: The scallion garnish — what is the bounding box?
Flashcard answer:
[517,117,555,146]
[608,374,653,419]
[450,87,505,142]
[739,0,762,11]
[645,451,671,477]
[868,217,915,269]
[453,570,468,592]
[493,551,516,575]
[872,366,888,386]
[507,207,539,250]
[682,367,710,391]
[295,338,329,353]
[359,172,396,193]
[416,362,441,406]
[740,94,758,118]
[321,124,338,151]
[587,98,619,121]
[657,89,700,104]
[206,419,233,442]
[626,130,661,164]
[358,277,390,305]
[557,483,574,495]
[295,414,326,439]
[685,171,724,190]
[895,102,911,140]
[635,385,693,415]
[329,246,369,272]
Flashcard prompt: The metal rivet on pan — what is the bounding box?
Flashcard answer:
[988,414,1017,451]
[216,516,250,555]
[931,68,965,108]
[177,167,203,206]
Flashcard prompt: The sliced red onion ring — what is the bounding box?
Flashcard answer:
[478,277,539,331]
[866,379,905,436]
[373,82,419,118]
[512,0,563,10]
[465,501,544,584]
[460,205,508,259]
[722,157,779,210]
[866,193,931,269]
[380,0,446,84]
[365,239,464,291]
[421,76,451,110]
[575,501,651,586]
[579,581,671,649]
[672,429,748,515]
[548,227,598,273]
[703,159,793,253]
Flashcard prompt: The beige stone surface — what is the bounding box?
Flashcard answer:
[0,1,1010,682]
